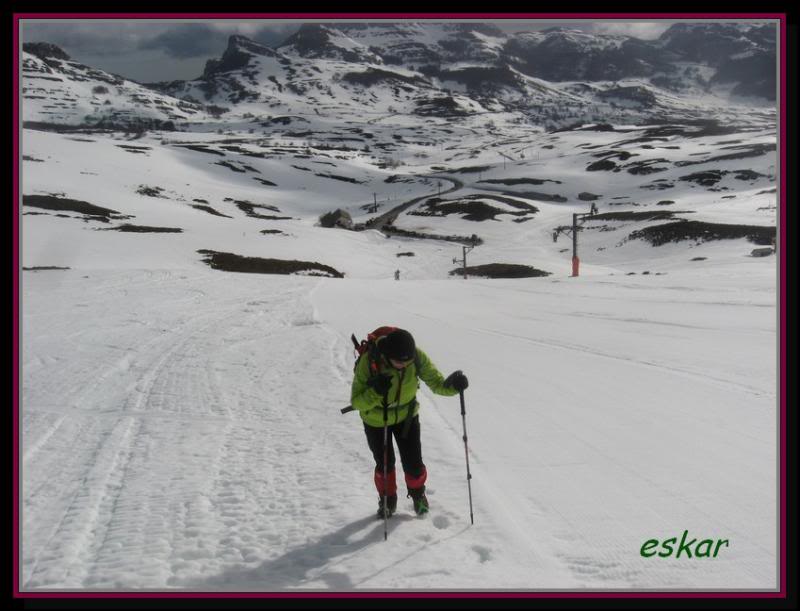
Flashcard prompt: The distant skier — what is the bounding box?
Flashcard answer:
[394,269,400,281]
[350,328,468,517]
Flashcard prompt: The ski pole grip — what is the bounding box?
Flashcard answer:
[341,405,354,414]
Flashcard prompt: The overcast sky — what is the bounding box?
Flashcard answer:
[19,20,676,83]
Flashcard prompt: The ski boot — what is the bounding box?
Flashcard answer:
[377,494,397,519]
[408,486,429,515]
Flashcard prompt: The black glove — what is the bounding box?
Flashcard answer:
[444,370,468,392]
[367,373,392,396]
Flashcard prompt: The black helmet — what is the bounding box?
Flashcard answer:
[379,329,416,362]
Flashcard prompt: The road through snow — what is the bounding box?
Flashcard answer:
[21,268,777,590]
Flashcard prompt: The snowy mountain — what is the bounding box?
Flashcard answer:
[23,22,776,132]
[21,43,211,129]
[18,21,779,593]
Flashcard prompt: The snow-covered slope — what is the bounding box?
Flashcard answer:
[22,113,777,277]
[20,264,778,591]
[19,114,780,592]
[22,45,210,128]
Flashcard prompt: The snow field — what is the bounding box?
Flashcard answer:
[20,110,778,590]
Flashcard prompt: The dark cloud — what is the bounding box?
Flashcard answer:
[138,24,228,58]
[22,22,300,60]
[137,24,300,58]
[252,24,302,48]
[22,22,146,56]
[20,22,302,81]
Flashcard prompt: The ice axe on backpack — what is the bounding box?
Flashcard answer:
[341,333,369,414]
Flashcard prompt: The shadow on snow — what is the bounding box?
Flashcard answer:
[175,514,418,590]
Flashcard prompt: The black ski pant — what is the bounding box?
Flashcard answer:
[363,415,425,480]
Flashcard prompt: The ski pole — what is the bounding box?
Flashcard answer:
[459,389,474,525]
[381,389,390,540]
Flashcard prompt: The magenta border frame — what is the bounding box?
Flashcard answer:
[12,11,788,600]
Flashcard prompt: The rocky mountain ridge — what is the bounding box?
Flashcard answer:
[22,21,776,131]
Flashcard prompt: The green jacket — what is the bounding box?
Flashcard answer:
[351,348,458,428]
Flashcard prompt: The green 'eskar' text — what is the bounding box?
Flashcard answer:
[640,530,730,559]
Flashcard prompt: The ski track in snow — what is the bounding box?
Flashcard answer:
[473,326,772,400]
[23,270,559,590]
[22,272,348,588]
